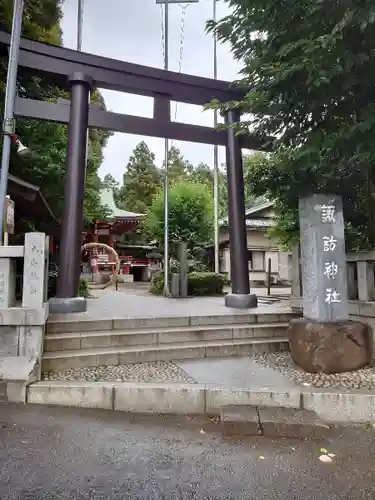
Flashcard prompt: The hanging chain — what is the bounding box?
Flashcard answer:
[159,3,189,147]
[174,5,188,122]
[160,4,165,67]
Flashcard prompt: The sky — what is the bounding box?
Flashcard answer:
[60,0,242,182]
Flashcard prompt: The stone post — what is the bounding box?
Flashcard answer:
[288,194,372,373]
[0,257,15,308]
[22,232,47,310]
[178,241,188,298]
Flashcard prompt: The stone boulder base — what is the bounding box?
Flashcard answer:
[288,318,372,374]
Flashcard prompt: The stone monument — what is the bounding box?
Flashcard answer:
[288,194,372,373]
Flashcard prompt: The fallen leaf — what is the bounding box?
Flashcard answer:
[320,447,328,454]
[371,423,375,429]
[258,456,265,460]
[319,455,333,463]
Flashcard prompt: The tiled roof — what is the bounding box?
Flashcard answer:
[100,188,144,219]
[245,218,274,228]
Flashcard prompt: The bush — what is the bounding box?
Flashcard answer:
[150,270,164,295]
[79,278,89,298]
[149,271,224,297]
[188,272,224,296]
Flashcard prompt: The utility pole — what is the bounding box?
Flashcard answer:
[213,0,220,273]
[0,0,25,242]
[156,0,199,296]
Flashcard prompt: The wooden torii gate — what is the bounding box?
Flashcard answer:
[0,31,271,312]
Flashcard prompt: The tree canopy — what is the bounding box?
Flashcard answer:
[0,0,109,230]
[208,0,375,250]
[145,181,213,254]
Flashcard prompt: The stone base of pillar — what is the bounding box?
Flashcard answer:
[49,297,87,314]
[225,293,258,309]
[288,318,372,374]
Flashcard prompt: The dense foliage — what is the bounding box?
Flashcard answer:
[208,0,375,250]
[145,180,213,254]
[150,270,224,296]
[0,0,109,230]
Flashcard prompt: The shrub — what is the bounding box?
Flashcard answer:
[150,271,225,297]
[188,272,224,296]
[79,278,89,298]
[150,270,164,296]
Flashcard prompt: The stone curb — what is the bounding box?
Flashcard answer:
[221,405,331,439]
[25,381,375,423]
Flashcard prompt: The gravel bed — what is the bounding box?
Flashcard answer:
[248,352,375,390]
[43,361,197,384]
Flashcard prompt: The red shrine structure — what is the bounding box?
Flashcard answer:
[83,188,162,281]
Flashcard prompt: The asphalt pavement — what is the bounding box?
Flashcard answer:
[0,404,374,499]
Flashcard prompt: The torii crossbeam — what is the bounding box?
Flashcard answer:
[0,31,264,311]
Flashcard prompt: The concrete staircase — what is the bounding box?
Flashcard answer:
[42,312,297,372]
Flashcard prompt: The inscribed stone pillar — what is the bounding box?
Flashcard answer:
[299,194,348,321]
[22,232,47,310]
[288,194,372,374]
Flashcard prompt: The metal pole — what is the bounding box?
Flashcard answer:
[0,0,24,242]
[163,1,170,296]
[213,0,219,274]
[77,0,84,52]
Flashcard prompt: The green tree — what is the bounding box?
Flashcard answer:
[0,0,109,228]
[119,141,162,214]
[167,146,193,182]
[145,181,213,254]
[208,0,375,250]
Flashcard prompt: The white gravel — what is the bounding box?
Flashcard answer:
[248,352,375,390]
[43,361,197,384]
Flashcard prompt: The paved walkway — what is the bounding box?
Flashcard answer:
[49,287,292,322]
[1,404,374,499]
[176,357,301,390]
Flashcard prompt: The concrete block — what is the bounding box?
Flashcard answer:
[157,328,233,344]
[46,319,113,334]
[189,314,256,326]
[206,388,301,414]
[302,391,375,422]
[96,352,120,367]
[118,350,158,364]
[113,316,190,330]
[0,258,16,308]
[258,407,330,439]
[157,346,206,361]
[25,307,49,326]
[220,405,261,436]
[256,314,282,323]
[0,308,26,325]
[114,382,206,414]
[18,325,44,359]
[45,336,81,352]
[27,381,114,409]
[42,354,98,372]
[0,326,19,356]
[0,245,23,258]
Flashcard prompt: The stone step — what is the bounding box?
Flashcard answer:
[46,312,298,334]
[42,337,289,372]
[220,405,331,439]
[44,322,289,352]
